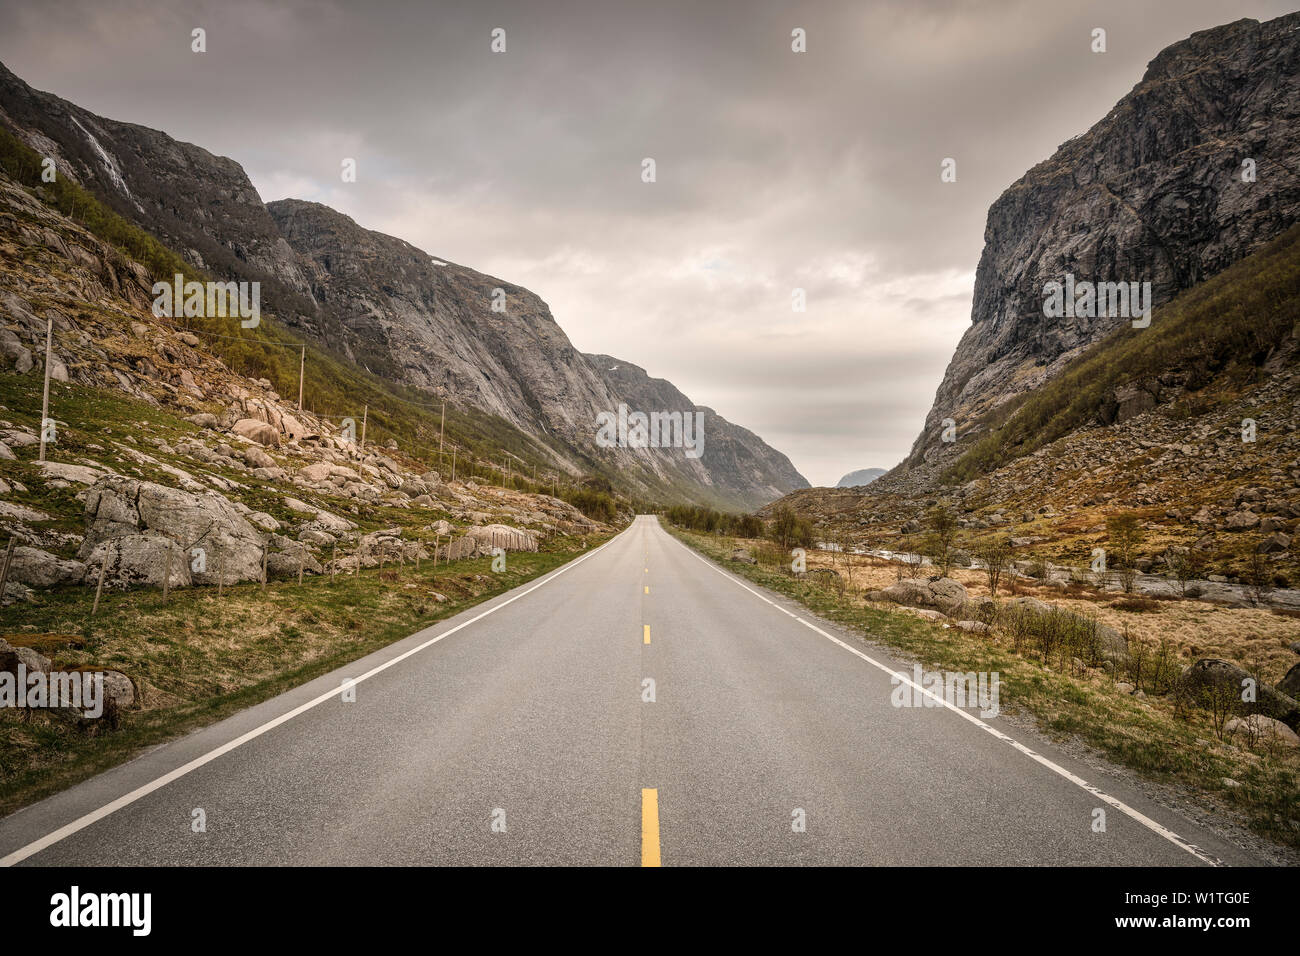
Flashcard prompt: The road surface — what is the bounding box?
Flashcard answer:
[0,516,1266,866]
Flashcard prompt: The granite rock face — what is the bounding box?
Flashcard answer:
[905,14,1300,471]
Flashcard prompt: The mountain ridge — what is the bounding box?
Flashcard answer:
[0,60,806,509]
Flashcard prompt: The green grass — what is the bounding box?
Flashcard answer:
[669,526,1300,851]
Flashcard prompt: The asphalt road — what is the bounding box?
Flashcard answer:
[0,516,1267,866]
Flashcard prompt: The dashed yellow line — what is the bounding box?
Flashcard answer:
[644,585,650,594]
[641,788,661,866]
[643,624,651,645]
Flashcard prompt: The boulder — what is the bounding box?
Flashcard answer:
[1257,532,1291,554]
[1179,659,1300,729]
[0,328,33,373]
[232,418,280,447]
[100,670,135,710]
[1224,714,1299,749]
[354,529,430,567]
[879,577,969,617]
[1278,661,1300,699]
[36,461,107,485]
[299,462,333,483]
[81,534,191,590]
[266,548,324,580]
[1221,510,1259,531]
[79,476,265,586]
[4,546,86,588]
[0,637,51,675]
[243,446,277,469]
[186,413,219,429]
[729,548,757,564]
[462,524,539,553]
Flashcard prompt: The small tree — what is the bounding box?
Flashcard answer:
[1166,546,1201,597]
[770,506,798,552]
[1106,512,1146,594]
[1245,546,1273,606]
[924,505,959,576]
[975,535,1012,597]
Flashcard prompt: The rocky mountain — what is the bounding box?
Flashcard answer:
[904,13,1300,473]
[0,60,806,510]
[836,468,885,488]
[584,354,808,509]
[0,162,608,604]
[762,14,1299,591]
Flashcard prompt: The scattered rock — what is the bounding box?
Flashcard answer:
[1224,714,1300,749]
[231,418,280,447]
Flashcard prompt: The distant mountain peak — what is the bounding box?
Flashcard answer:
[836,468,886,488]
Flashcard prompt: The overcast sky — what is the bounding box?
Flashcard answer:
[1,0,1293,486]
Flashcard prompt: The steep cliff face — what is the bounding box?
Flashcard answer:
[0,62,315,314]
[585,354,809,509]
[905,13,1300,471]
[267,199,614,444]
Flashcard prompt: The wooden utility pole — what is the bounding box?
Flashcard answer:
[92,557,108,616]
[360,404,368,452]
[439,401,445,470]
[297,346,306,410]
[38,317,53,463]
[451,447,457,483]
[0,536,15,600]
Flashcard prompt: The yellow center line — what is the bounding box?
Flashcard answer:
[644,585,649,594]
[643,624,651,644]
[641,788,661,866]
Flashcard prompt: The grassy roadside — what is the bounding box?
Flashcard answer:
[668,526,1300,852]
[0,533,611,817]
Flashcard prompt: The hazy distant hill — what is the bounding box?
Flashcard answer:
[836,468,885,488]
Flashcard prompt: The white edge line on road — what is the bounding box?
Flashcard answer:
[668,529,1220,867]
[0,531,625,867]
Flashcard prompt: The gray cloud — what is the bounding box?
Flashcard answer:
[2,0,1292,487]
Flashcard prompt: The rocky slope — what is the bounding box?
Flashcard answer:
[0,167,606,603]
[904,13,1300,472]
[0,61,806,510]
[583,354,807,510]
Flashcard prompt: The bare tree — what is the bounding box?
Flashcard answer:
[1165,546,1201,597]
[975,535,1012,597]
[1106,512,1146,594]
[924,505,959,576]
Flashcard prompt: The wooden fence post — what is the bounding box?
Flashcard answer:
[91,557,108,616]
[0,536,14,601]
